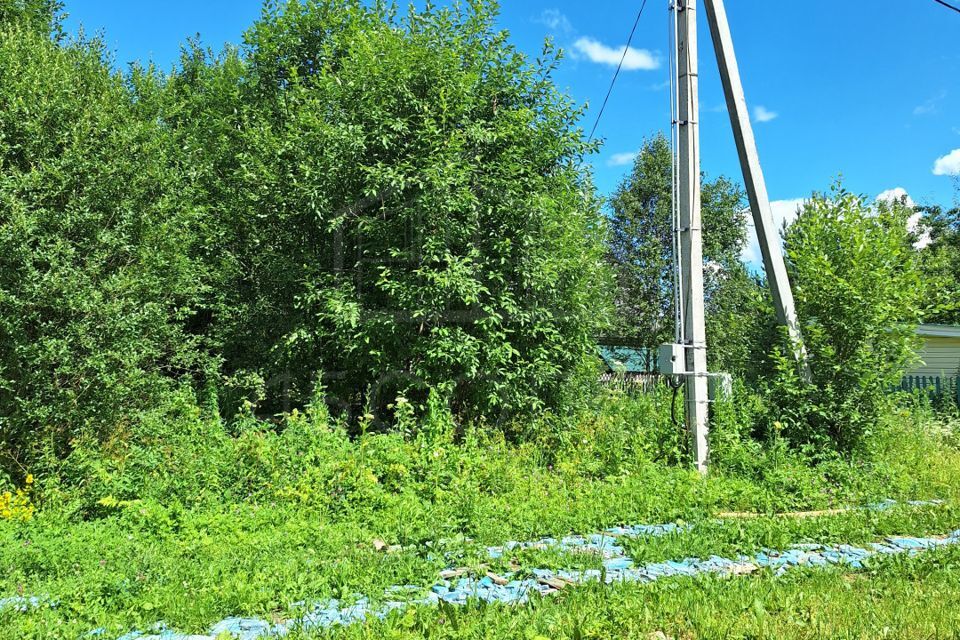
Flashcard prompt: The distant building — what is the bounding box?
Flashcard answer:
[596,342,658,394]
[597,344,656,375]
[910,324,960,378]
[900,324,960,404]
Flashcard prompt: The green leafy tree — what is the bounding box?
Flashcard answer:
[165,0,612,422]
[770,186,924,452]
[606,133,764,375]
[0,0,62,37]
[0,23,209,474]
[915,197,960,325]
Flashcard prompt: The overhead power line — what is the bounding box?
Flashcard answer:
[587,0,650,142]
[933,0,960,14]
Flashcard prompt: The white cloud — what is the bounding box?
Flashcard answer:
[608,151,638,167]
[752,106,778,123]
[572,37,660,71]
[741,198,804,266]
[770,199,805,228]
[933,148,960,176]
[875,188,931,249]
[875,187,915,208]
[909,212,932,249]
[913,91,946,116]
[536,9,572,33]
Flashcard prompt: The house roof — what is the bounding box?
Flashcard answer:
[598,345,655,373]
[917,324,960,339]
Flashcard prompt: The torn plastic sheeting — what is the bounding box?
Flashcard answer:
[207,618,279,640]
[23,529,960,639]
[0,595,56,613]
[5,500,957,639]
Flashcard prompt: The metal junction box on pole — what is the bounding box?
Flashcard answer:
[658,343,688,376]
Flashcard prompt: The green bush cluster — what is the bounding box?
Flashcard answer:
[0,0,612,477]
[167,0,612,421]
[42,385,687,522]
[39,376,952,526]
[770,187,925,452]
[0,24,212,472]
[0,0,944,489]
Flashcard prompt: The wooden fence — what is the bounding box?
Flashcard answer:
[899,374,960,407]
[600,372,960,406]
[598,372,662,394]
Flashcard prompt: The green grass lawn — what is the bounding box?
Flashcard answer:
[3,503,960,639]
[2,397,960,639]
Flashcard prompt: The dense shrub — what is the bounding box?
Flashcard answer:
[769,186,924,452]
[0,0,615,478]
[164,0,612,422]
[0,0,61,36]
[0,26,210,476]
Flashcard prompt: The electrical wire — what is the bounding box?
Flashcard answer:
[665,375,688,456]
[670,382,682,429]
[587,0,650,142]
[668,1,684,343]
[932,0,960,14]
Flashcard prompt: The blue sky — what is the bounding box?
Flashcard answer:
[63,1,959,262]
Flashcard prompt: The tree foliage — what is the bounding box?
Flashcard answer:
[0,24,210,472]
[0,0,618,474]
[0,0,62,37]
[0,0,616,474]
[162,0,612,422]
[916,201,960,325]
[605,133,766,375]
[770,187,924,452]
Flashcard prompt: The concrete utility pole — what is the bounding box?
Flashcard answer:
[703,0,809,374]
[675,0,710,472]
[665,0,809,474]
